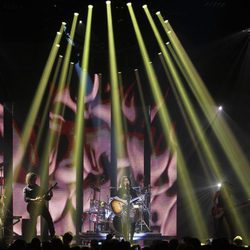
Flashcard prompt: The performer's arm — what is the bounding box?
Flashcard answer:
[45,190,53,201]
[23,188,42,202]
[24,195,42,202]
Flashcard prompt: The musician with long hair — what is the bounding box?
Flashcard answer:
[212,181,235,238]
[23,172,55,238]
[115,176,138,242]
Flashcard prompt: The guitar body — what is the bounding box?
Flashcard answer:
[110,199,124,215]
[211,206,224,219]
[110,196,142,218]
[27,200,45,214]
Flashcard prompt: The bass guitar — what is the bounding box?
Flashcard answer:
[211,199,250,219]
[27,182,57,213]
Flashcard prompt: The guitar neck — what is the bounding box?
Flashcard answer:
[44,183,57,197]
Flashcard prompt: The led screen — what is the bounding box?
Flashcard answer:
[4,69,176,236]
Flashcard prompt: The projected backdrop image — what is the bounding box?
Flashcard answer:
[10,71,176,236]
[0,104,3,164]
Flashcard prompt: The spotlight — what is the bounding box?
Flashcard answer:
[127,2,132,6]
[106,1,111,4]
[79,20,82,24]
[57,32,61,35]
[56,44,60,48]
[62,22,67,26]
[88,5,93,9]
[158,52,162,55]
[142,5,147,9]
[218,106,223,111]
[164,20,169,23]
[217,183,222,188]
[74,13,79,16]
[242,28,250,33]
[156,11,161,15]
[166,42,170,45]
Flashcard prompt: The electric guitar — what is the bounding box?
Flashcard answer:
[211,199,250,219]
[27,183,57,213]
[211,206,224,219]
[110,195,144,215]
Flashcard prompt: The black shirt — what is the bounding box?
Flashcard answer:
[23,184,52,203]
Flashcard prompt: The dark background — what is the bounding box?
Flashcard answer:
[1,0,250,102]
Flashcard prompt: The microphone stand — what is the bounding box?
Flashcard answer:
[125,187,130,241]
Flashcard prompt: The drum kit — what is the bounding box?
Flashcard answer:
[87,185,151,234]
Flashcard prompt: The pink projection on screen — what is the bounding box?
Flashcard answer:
[0,104,3,164]
[11,74,176,236]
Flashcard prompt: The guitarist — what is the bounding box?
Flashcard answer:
[212,181,235,238]
[23,172,55,238]
[116,176,138,242]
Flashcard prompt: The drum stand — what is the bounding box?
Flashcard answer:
[135,192,151,233]
[136,205,151,232]
[88,195,110,233]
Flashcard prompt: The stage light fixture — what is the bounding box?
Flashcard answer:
[142,5,147,9]
[218,106,223,111]
[217,183,222,188]
[127,2,132,6]
[156,11,161,15]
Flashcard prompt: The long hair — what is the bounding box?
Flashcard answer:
[25,172,37,185]
[119,175,131,189]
